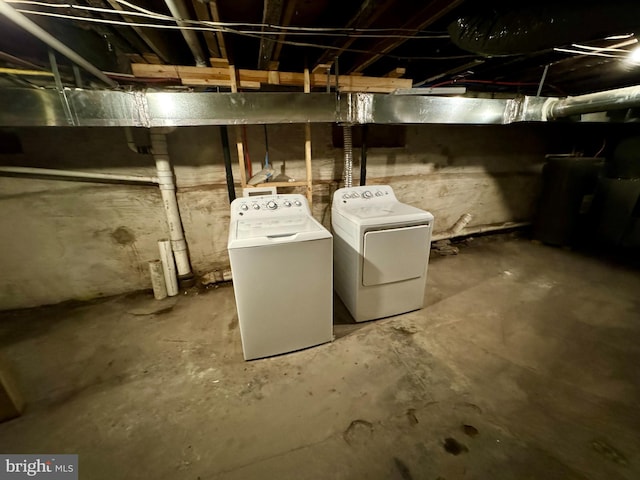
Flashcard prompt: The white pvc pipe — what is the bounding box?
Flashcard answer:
[0,0,118,87]
[0,166,158,184]
[150,131,192,278]
[148,260,168,300]
[431,221,530,242]
[158,240,179,296]
[447,213,473,237]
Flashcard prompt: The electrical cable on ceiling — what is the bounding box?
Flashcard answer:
[9,7,478,61]
[5,0,449,36]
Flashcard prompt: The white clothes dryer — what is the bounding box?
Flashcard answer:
[228,194,333,360]
[332,185,433,322]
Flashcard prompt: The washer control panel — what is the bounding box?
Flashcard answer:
[231,194,309,219]
[335,185,397,205]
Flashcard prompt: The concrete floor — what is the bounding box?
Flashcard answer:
[0,234,639,479]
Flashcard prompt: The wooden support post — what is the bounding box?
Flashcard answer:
[229,65,247,187]
[304,68,313,206]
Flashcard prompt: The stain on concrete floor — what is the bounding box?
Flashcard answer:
[0,235,639,479]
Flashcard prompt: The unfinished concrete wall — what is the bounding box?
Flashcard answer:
[0,122,609,310]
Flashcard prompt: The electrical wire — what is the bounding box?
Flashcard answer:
[6,0,449,36]
[10,7,476,61]
[112,0,448,34]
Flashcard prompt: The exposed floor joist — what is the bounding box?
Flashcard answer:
[257,0,285,70]
[313,0,396,69]
[271,0,298,65]
[349,0,465,74]
[191,0,222,59]
[208,0,228,59]
[105,0,175,64]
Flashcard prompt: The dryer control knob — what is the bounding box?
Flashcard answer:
[375,191,383,197]
[240,204,249,211]
[267,201,277,210]
[294,200,302,206]
[362,190,373,198]
[252,203,260,210]
[283,201,291,207]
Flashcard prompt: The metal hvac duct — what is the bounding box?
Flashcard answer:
[449,0,640,56]
[2,87,640,126]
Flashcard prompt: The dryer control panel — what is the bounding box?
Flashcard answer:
[335,185,397,205]
[231,194,310,219]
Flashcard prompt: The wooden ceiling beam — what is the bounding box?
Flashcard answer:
[384,67,406,78]
[349,0,464,74]
[257,0,285,70]
[208,0,228,59]
[271,0,298,63]
[105,0,176,64]
[191,0,221,58]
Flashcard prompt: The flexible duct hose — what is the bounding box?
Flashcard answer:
[343,124,353,188]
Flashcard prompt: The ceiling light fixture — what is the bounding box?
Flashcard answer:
[627,46,640,65]
[605,34,635,40]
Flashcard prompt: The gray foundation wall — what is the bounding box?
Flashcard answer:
[0,123,578,309]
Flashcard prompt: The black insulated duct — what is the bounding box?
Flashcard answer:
[448,0,640,56]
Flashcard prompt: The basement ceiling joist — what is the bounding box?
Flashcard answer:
[1,1,640,95]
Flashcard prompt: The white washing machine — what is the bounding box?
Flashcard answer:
[228,194,333,360]
[332,185,433,322]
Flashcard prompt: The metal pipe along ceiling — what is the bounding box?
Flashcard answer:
[546,85,640,119]
[164,0,208,67]
[0,0,118,88]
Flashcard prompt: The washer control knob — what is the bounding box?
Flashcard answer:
[362,190,373,199]
[283,201,291,207]
[375,191,383,197]
[267,201,277,210]
[342,194,350,199]
[294,200,302,206]
[352,192,360,198]
[252,203,260,210]
[240,204,249,211]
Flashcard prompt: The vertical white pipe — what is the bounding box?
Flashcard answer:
[158,240,179,296]
[150,131,192,278]
[148,260,168,300]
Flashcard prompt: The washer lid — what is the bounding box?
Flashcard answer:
[229,215,331,248]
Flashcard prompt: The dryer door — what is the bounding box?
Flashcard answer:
[362,225,430,286]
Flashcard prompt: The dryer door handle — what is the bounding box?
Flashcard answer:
[267,233,298,241]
